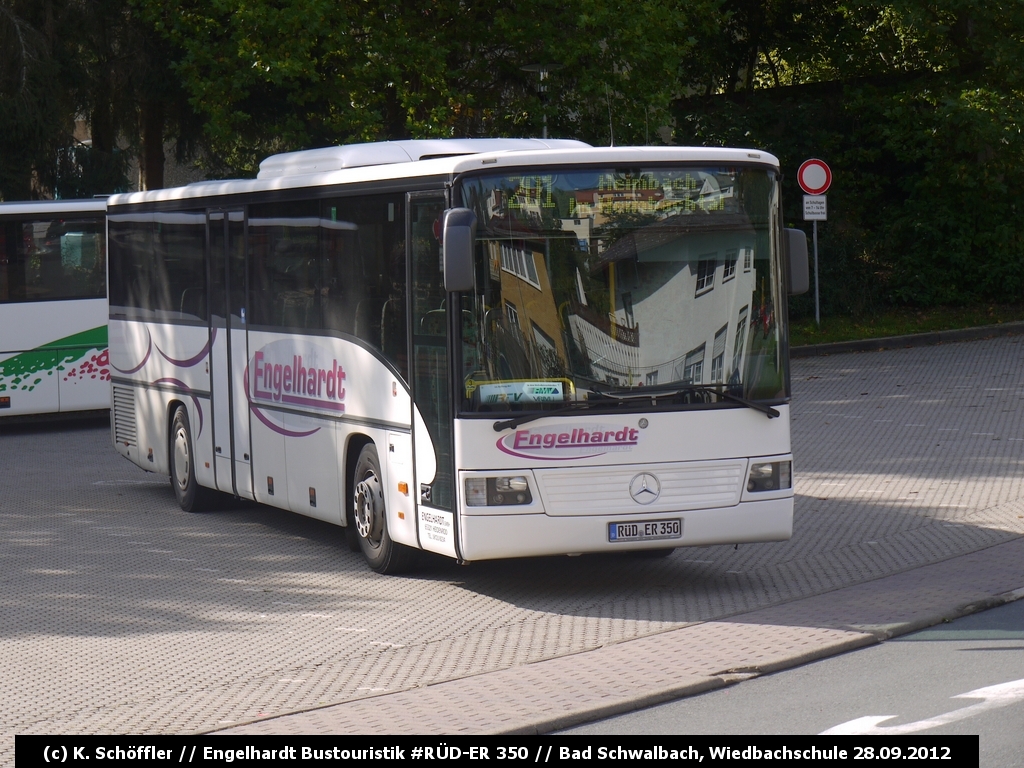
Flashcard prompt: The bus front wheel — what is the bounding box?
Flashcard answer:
[352,443,416,574]
[169,405,211,513]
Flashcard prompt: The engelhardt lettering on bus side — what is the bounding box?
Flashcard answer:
[496,423,640,460]
[251,346,346,412]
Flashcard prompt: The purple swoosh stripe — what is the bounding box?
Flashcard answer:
[157,327,216,367]
[495,437,605,461]
[110,327,152,374]
[242,366,319,438]
[154,377,204,437]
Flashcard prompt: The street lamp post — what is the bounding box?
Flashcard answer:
[521,64,558,139]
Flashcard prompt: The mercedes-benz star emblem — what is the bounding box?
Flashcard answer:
[629,472,661,505]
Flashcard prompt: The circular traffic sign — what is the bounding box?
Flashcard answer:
[797,158,832,195]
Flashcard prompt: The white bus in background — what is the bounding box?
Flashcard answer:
[0,199,109,417]
[107,139,808,574]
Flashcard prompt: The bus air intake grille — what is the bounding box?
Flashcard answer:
[112,386,137,446]
[534,460,746,516]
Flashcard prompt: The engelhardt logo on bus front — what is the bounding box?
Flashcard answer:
[251,346,346,412]
[496,424,640,460]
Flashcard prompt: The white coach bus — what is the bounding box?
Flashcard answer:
[0,199,109,417]
[107,139,808,573]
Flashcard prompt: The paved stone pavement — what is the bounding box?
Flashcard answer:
[2,336,1024,755]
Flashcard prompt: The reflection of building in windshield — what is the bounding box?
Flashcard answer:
[567,300,640,386]
[559,217,591,250]
[466,168,775,396]
[482,240,565,380]
[568,211,757,388]
[565,173,734,225]
[484,171,735,234]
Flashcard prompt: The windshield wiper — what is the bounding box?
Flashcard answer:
[692,386,780,418]
[492,402,593,432]
[595,385,780,419]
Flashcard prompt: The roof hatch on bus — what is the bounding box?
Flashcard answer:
[256,138,592,179]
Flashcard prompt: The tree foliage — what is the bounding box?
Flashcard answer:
[0,0,199,200]
[0,0,76,199]
[677,1,1024,311]
[135,0,722,173]
[2,0,1022,312]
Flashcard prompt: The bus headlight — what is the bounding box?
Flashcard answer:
[747,461,792,492]
[465,476,533,506]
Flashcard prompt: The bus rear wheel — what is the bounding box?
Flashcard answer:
[352,443,416,574]
[169,405,211,512]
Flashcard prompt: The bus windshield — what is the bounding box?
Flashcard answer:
[457,165,787,414]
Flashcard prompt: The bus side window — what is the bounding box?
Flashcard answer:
[248,229,273,326]
[159,214,205,322]
[380,240,408,378]
[320,195,406,379]
[124,222,157,316]
[321,226,354,334]
[249,200,320,331]
[0,223,16,301]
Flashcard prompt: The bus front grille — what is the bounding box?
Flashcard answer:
[534,460,747,515]
[112,386,137,446]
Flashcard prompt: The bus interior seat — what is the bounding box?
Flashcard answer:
[280,293,315,329]
[420,308,446,336]
[380,297,404,355]
[180,287,206,320]
[354,297,385,342]
[322,296,349,335]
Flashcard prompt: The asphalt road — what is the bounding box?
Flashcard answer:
[2,335,1024,748]
[565,598,1024,766]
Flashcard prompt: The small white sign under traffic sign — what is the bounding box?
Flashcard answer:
[803,195,827,221]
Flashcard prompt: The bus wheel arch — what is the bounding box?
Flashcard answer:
[350,441,416,574]
[343,433,372,552]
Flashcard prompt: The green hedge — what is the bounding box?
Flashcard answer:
[675,75,1024,318]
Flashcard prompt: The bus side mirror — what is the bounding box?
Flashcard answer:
[443,208,477,293]
[786,228,809,295]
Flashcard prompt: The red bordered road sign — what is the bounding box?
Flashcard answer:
[797,159,832,195]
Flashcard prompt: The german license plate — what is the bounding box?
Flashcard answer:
[608,518,682,543]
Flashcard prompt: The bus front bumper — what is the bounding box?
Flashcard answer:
[457,497,793,561]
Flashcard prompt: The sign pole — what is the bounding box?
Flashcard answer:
[797,158,832,329]
[813,220,820,326]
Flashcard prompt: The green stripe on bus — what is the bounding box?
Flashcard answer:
[38,325,108,349]
[0,326,108,392]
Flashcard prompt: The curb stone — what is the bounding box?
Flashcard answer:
[791,321,1024,358]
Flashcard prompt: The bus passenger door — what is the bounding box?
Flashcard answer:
[208,210,253,499]
[408,193,457,558]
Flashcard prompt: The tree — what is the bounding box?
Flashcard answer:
[69,0,200,191]
[136,0,721,175]
[0,0,76,200]
[0,0,200,200]
[676,1,1024,310]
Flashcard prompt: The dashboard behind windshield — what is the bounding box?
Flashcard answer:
[457,165,788,414]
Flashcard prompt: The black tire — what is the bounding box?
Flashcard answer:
[169,405,212,512]
[343,522,362,553]
[351,443,416,574]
